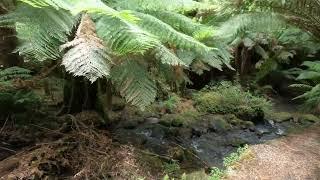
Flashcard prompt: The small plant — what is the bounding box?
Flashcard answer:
[163,161,180,176]
[223,144,249,167]
[194,81,271,119]
[209,145,250,180]
[162,94,181,113]
[209,167,225,180]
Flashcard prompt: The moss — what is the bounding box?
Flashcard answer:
[265,111,293,123]
[298,114,320,123]
[193,81,272,121]
[160,111,202,127]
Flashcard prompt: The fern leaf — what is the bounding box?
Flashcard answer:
[0,67,32,81]
[146,10,214,40]
[153,45,186,66]
[2,4,78,61]
[111,60,157,110]
[61,14,111,83]
[95,15,159,55]
[111,0,210,12]
[133,12,212,54]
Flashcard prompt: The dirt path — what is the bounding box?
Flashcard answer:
[227,124,320,180]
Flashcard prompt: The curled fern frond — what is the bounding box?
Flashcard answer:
[61,14,112,83]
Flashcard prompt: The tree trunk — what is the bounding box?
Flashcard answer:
[61,76,98,114]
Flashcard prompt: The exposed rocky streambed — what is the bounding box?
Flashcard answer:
[111,110,319,169]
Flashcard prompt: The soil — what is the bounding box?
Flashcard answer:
[227,123,320,180]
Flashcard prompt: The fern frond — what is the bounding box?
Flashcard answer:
[215,13,286,42]
[17,0,138,22]
[133,12,212,54]
[95,15,159,55]
[153,45,186,66]
[301,61,320,72]
[149,10,214,40]
[111,60,157,110]
[61,14,111,83]
[111,0,211,12]
[0,67,32,81]
[1,4,78,61]
[255,0,320,38]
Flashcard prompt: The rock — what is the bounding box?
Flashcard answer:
[275,128,285,135]
[255,125,271,135]
[145,117,160,124]
[209,117,230,133]
[192,126,207,137]
[298,114,320,123]
[265,112,293,123]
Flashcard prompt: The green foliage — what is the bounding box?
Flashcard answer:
[162,94,181,113]
[0,90,41,115]
[209,167,225,180]
[289,61,320,111]
[111,60,157,110]
[194,81,272,116]
[1,0,233,110]
[223,144,249,167]
[163,161,181,176]
[0,66,32,81]
[209,145,250,180]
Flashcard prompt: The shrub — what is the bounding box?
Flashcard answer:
[194,81,272,120]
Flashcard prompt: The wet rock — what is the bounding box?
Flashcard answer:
[208,116,230,133]
[145,117,160,124]
[255,125,271,135]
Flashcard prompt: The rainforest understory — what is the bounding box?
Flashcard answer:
[0,0,319,179]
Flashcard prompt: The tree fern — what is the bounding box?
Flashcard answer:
[61,14,112,83]
[111,60,157,110]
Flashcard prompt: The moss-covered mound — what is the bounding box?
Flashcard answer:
[193,81,272,121]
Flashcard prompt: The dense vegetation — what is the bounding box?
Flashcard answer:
[0,0,319,179]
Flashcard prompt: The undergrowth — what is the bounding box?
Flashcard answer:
[209,145,250,180]
[194,81,272,119]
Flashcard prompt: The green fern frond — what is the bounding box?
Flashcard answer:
[95,15,159,55]
[111,0,210,12]
[0,67,32,81]
[133,12,212,54]
[255,0,320,38]
[111,60,157,110]
[215,13,286,42]
[2,4,78,61]
[61,14,112,83]
[149,10,214,40]
[153,45,186,66]
[301,61,320,72]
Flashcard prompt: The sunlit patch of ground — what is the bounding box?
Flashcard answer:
[227,124,320,180]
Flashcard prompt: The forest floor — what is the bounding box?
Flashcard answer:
[227,123,320,180]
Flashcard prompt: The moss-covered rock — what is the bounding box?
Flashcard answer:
[298,114,320,123]
[265,112,293,123]
[159,111,202,127]
[193,81,271,122]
